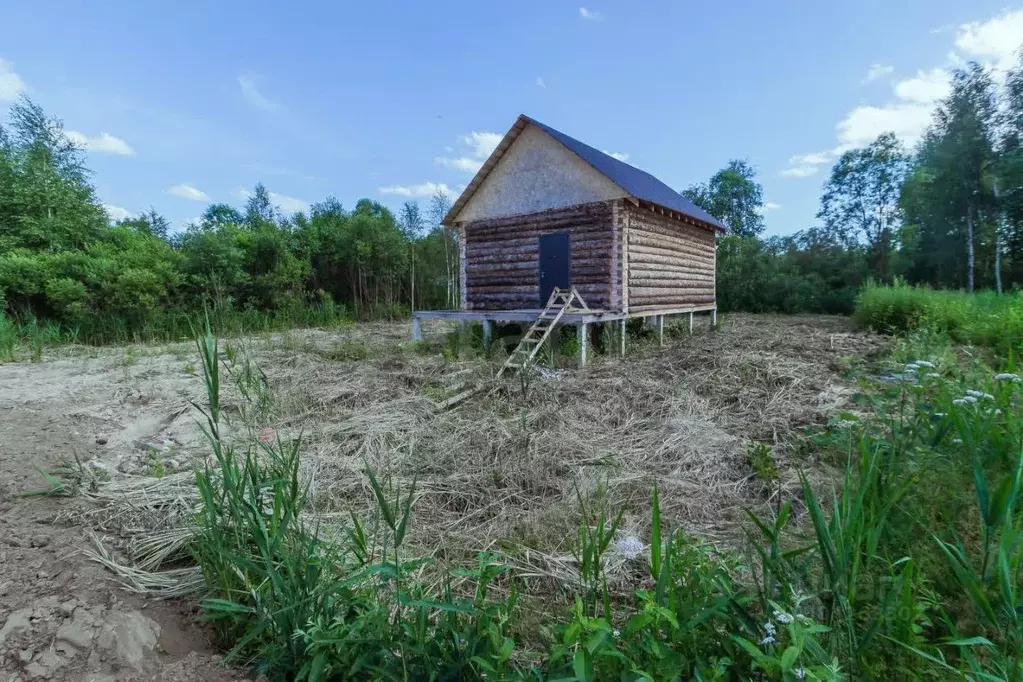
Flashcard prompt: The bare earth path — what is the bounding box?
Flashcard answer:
[0,359,245,681]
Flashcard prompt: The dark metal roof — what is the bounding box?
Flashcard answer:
[524,116,727,231]
[444,114,727,232]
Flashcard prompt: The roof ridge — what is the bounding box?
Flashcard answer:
[444,114,727,232]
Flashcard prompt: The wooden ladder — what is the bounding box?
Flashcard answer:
[496,287,588,379]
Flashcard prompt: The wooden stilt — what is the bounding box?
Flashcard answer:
[411,317,423,341]
[689,311,694,335]
[656,315,664,347]
[711,308,717,329]
[578,323,588,367]
[482,320,493,348]
[619,319,626,357]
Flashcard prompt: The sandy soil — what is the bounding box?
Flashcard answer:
[0,314,886,679]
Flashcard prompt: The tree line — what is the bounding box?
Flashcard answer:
[687,49,1023,314]
[1,48,1021,341]
[0,99,459,341]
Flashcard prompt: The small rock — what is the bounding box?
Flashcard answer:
[18,649,33,663]
[30,535,49,548]
[95,437,108,445]
[35,571,48,580]
[58,600,77,617]
[0,581,11,596]
[24,651,65,679]
[96,610,160,671]
[164,458,181,470]
[0,608,32,647]
[57,619,93,649]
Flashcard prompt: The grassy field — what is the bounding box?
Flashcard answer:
[855,280,1023,358]
[19,302,1023,680]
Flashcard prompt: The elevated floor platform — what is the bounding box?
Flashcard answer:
[411,304,717,365]
[412,304,716,325]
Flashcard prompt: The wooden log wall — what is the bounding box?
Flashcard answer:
[460,202,615,310]
[624,204,716,312]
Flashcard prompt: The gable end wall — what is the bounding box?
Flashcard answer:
[454,124,628,223]
[461,202,615,310]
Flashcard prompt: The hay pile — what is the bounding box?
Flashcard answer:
[84,313,885,592]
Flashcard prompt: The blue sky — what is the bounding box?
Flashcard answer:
[2,1,1022,235]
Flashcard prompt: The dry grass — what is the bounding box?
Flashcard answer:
[82,313,886,594]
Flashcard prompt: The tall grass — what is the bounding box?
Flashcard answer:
[190,320,521,680]
[0,298,352,360]
[855,280,1023,357]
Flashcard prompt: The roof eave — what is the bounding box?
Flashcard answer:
[442,115,531,226]
[636,200,728,233]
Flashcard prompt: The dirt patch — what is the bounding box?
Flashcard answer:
[0,408,245,681]
[0,314,886,673]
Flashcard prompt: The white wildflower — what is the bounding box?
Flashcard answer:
[773,610,794,624]
[926,373,941,379]
[612,629,620,638]
[837,419,857,428]
[995,373,1021,383]
[953,438,963,444]
[953,398,966,406]
[963,395,978,404]
[914,360,936,369]
[615,536,644,560]
[903,364,918,373]
[794,669,807,680]
[932,413,946,418]
[760,634,776,646]
[965,390,993,400]
[986,408,1003,416]
[763,621,776,635]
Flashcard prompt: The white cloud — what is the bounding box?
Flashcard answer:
[103,204,133,222]
[756,202,782,214]
[863,63,895,84]
[435,130,503,175]
[834,69,952,151]
[378,182,457,198]
[461,131,502,159]
[781,166,819,178]
[435,156,483,173]
[536,76,546,89]
[789,152,831,166]
[238,73,278,112]
[893,68,951,104]
[168,183,210,202]
[233,187,310,214]
[0,58,26,102]
[785,7,1022,177]
[67,131,135,156]
[579,7,602,20]
[602,150,629,162]
[955,8,1023,71]
[836,102,936,150]
[272,193,309,214]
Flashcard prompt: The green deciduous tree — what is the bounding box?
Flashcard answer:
[683,160,765,237]
[818,133,908,279]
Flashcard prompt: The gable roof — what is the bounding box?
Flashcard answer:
[444,114,727,232]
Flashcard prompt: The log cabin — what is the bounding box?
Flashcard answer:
[412,114,726,362]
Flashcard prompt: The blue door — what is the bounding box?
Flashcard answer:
[538,230,571,306]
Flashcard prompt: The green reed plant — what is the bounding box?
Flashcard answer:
[189,318,521,680]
